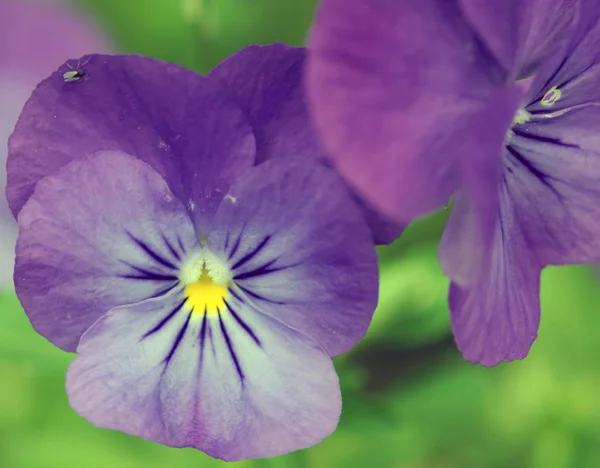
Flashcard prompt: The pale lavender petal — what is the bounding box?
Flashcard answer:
[208,157,379,356]
[15,151,200,351]
[66,289,341,461]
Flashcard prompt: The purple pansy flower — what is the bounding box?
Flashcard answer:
[307,0,600,365]
[7,45,379,460]
[0,0,109,287]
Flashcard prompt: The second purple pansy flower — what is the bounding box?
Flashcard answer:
[308,0,600,366]
[7,45,380,460]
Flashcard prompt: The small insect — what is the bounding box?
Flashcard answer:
[63,57,91,83]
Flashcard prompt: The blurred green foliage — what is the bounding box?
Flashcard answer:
[2,1,600,467]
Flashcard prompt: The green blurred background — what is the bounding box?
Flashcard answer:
[2,1,600,467]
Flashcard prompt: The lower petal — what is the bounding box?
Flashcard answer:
[66,289,341,461]
[449,188,542,366]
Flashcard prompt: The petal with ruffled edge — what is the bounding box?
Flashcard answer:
[66,288,341,461]
[449,187,542,366]
[208,157,379,357]
[307,0,513,223]
[15,151,200,352]
[459,0,579,79]
[209,43,403,245]
[7,54,255,233]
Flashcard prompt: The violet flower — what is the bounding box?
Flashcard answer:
[7,45,380,460]
[307,0,600,365]
[0,0,108,287]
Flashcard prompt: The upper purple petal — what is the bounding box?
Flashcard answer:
[209,44,320,165]
[459,0,580,79]
[15,151,200,351]
[207,157,379,357]
[209,43,403,244]
[307,0,510,223]
[7,54,256,233]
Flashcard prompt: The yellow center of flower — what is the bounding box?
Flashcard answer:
[185,266,228,314]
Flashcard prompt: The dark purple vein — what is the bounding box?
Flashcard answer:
[163,310,193,367]
[236,284,284,305]
[227,225,246,261]
[121,262,178,282]
[142,297,187,340]
[161,233,181,261]
[223,298,261,347]
[505,146,562,198]
[233,259,294,281]
[231,235,271,270]
[126,230,177,270]
[217,309,245,383]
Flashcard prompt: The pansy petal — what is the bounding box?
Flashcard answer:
[209,44,318,164]
[209,44,403,245]
[450,192,542,366]
[208,157,378,356]
[505,108,600,265]
[7,54,255,232]
[307,0,513,222]
[15,151,200,351]
[459,0,579,79]
[66,289,341,461]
